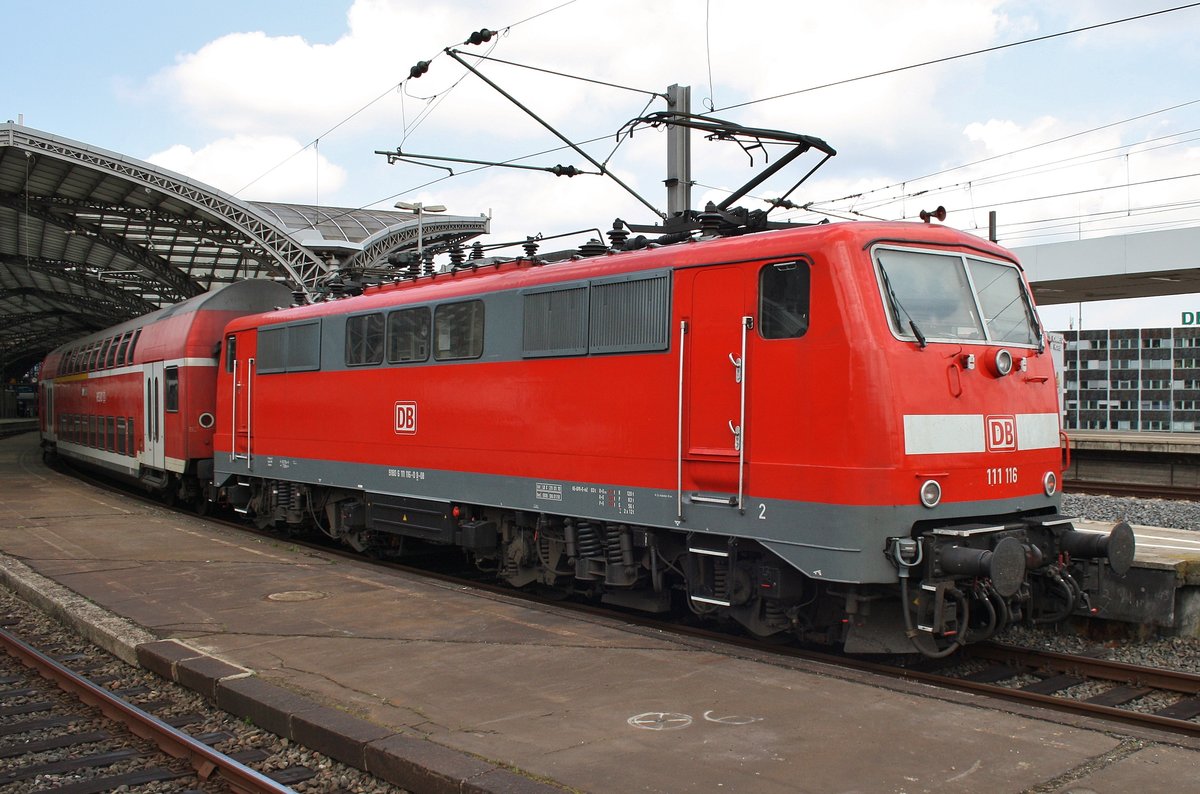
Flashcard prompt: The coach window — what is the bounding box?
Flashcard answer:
[126,328,141,363]
[434,300,485,360]
[759,260,811,339]
[115,332,132,365]
[225,336,236,372]
[105,336,120,368]
[387,307,431,363]
[116,418,126,455]
[98,339,112,370]
[126,417,135,456]
[165,366,179,412]
[107,416,116,452]
[346,313,385,366]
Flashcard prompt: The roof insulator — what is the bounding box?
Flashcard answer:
[469,241,486,260]
[577,238,608,257]
[606,219,629,250]
[698,202,724,237]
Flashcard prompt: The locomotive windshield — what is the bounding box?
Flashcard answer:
[873,247,1040,347]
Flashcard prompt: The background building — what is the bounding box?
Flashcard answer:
[1061,327,1200,432]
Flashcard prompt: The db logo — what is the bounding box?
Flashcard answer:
[394,401,417,434]
[986,415,1017,451]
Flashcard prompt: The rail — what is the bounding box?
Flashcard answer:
[0,626,296,794]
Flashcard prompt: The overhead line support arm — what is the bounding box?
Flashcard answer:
[444,47,666,219]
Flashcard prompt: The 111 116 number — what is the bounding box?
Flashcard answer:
[986,467,1018,486]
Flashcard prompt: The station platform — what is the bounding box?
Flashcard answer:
[0,417,37,438]
[2,432,1199,792]
[1065,429,1200,492]
[1074,519,1200,636]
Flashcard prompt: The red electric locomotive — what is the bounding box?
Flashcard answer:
[39,279,292,501]
[203,220,1132,656]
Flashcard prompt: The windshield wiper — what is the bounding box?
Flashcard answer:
[878,262,927,348]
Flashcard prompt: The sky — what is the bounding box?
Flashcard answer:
[5,0,1200,332]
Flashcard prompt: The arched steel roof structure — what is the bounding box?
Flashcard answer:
[0,124,488,380]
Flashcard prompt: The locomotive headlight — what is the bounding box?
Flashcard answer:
[992,348,1014,376]
[1043,471,1058,496]
[919,479,942,508]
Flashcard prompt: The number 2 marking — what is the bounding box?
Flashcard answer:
[758,503,767,520]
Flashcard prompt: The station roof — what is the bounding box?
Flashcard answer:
[0,123,488,379]
[1013,225,1200,306]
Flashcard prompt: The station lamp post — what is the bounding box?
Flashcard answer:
[394,201,446,267]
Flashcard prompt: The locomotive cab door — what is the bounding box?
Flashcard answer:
[143,361,166,470]
[682,267,750,509]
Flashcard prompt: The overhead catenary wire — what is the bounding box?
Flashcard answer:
[703,0,716,112]
[1000,214,1200,244]
[923,171,1200,218]
[232,0,581,198]
[973,199,1200,242]
[873,129,1200,211]
[803,128,1200,225]
[810,97,1200,209]
[454,52,664,98]
[708,3,1200,115]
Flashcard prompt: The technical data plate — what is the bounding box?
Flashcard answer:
[1076,561,1178,627]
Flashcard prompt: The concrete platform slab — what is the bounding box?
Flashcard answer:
[2,433,1198,792]
[1055,744,1200,793]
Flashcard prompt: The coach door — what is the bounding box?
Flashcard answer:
[682,267,750,513]
[144,361,166,470]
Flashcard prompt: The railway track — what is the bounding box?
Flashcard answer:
[1064,479,1200,500]
[0,622,306,793]
[935,643,1200,736]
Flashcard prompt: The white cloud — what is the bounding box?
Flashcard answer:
[146,135,346,201]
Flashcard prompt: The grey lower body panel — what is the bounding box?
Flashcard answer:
[215,454,1058,585]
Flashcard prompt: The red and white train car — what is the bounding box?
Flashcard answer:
[39,280,291,498]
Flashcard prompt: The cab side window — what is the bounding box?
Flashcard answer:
[759,260,811,339]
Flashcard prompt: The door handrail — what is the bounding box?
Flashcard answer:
[736,315,751,513]
[677,319,687,521]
